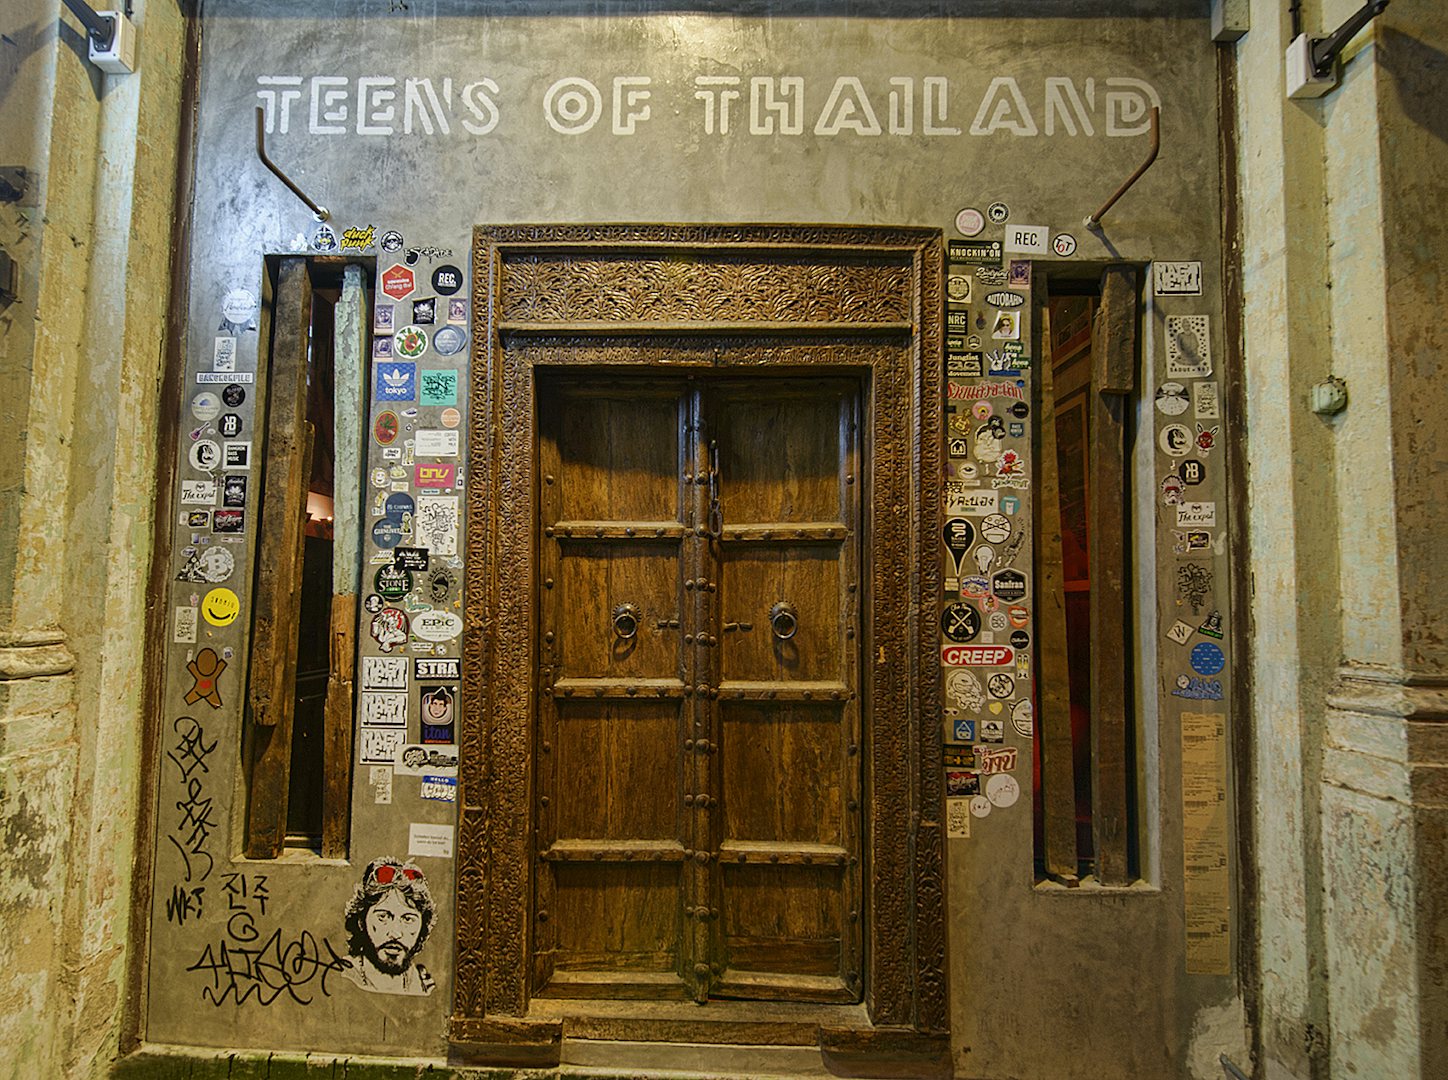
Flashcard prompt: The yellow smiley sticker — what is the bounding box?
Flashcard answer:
[202,587,240,627]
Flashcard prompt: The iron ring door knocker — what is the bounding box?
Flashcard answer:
[611,602,641,641]
[769,601,798,641]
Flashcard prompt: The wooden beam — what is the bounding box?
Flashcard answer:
[321,263,366,858]
[1088,265,1138,885]
[246,257,312,859]
[1033,298,1080,883]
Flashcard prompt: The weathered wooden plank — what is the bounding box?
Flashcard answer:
[1089,265,1138,885]
[320,263,366,858]
[1033,300,1081,882]
[245,255,313,857]
[246,419,314,857]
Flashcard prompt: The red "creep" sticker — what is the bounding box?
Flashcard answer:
[940,645,1014,667]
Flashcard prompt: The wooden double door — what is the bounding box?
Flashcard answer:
[533,373,863,1005]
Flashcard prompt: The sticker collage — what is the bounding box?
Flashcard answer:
[939,202,1047,841]
[362,227,466,832]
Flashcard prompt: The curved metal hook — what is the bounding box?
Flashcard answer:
[255,106,330,222]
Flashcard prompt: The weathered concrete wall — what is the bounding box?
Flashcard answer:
[135,3,1247,1078]
[0,0,185,1077]
[1235,0,1448,1076]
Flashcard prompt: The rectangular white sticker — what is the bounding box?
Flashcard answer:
[180,480,217,505]
[1154,261,1203,296]
[394,743,459,777]
[361,690,408,728]
[359,727,406,765]
[420,775,458,802]
[362,655,409,691]
[1165,315,1212,379]
[1193,381,1221,420]
[945,797,971,838]
[173,606,198,644]
[945,484,998,516]
[197,371,254,384]
[213,337,237,371]
[1176,502,1217,528]
[369,765,393,805]
[408,822,455,859]
[1002,224,1049,255]
[414,429,459,457]
[415,495,459,556]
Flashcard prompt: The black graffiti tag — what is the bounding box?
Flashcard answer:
[166,715,219,883]
[166,884,206,926]
[186,928,349,1007]
[1176,563,1212,615]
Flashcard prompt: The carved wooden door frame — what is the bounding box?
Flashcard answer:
[454,224,948,1071]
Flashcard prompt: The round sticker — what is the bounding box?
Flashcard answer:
[201,587,239,627]
[395,325,428,359]
[941,602,981,644]
[972,400,993,421]
[381,230,404,253]
[955,207,986,237]
[1052,233,1078,257]
[374,411,400,445]
[372,518,405,549]
[1155,382,1190,416]
[191,392,221,421]
[220,288,256,325]
[363,593,384,613]
[980,514,1011,544]
[427,567,456,603]
[222,384,246,407]
[987,672,1015,699]
[433,326,466,356]
[988,610,1009,632]
[440,407,461,429]
[432,264,464,295]
[219,413,243,438]
[1010,401,1030,419]
[1191,641,1226,675]
[1160,423,1192,456]
[986,773,1020,808]
[969,794,992,818]
[1009,629,1030,650]
[195,546,235,583]
[384,492,415,523]
[190,440,221,472]
[986,201,1010,224]
[375,563,412,600]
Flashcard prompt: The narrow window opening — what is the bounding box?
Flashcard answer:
[1033,270,1139,885]
[245,257,371,859]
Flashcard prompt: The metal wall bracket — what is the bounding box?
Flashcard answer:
[255,106,330,221]
[1083,106,1160,231]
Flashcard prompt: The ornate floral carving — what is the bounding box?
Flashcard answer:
[458,224,945,1048]
[501,254,913,325]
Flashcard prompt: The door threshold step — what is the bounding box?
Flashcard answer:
[561,1038,831,1077]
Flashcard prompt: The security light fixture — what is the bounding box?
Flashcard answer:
[1287,0,1390,99]
[60,0,137,75]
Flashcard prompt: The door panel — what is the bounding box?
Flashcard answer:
[551,699,683,841]
[537,373,860,1004]
[719,544,847,684]
[536,379,691,999]
[555,543,682,679]
[719,702,846,847]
